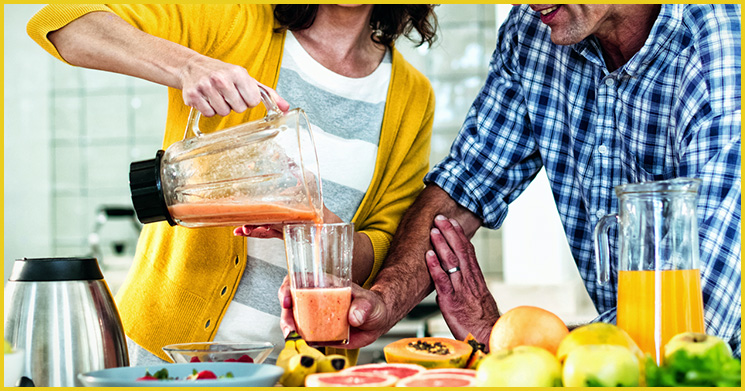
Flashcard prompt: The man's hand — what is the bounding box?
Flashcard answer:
[426,215,499,346]
[345,286,392,348]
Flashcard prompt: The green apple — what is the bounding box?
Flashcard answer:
[4,339,12,354]
[664,332,732,368]
[476,345,562,387]
[562,344,640,387]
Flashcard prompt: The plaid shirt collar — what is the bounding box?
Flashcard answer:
[569,4,681,77]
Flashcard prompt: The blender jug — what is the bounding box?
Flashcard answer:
[129,87,323,228]
[594,178,705,364]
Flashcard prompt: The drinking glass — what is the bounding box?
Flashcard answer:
[284,222,353,345]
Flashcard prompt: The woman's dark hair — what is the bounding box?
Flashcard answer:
[273,5,438,48]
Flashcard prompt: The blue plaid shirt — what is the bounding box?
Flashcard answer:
[426,4,741,356]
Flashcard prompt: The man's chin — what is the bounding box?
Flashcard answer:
[549,32,582,46]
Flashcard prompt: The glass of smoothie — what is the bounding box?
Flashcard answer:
[284,222,353,346]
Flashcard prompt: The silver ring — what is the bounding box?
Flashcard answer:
[446,266,460,274]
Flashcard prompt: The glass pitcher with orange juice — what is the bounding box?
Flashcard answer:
[594,178,705,364]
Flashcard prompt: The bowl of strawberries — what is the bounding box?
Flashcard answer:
[162,342,274,364]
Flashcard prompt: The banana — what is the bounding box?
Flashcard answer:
[280,354,317,387]
[281,332,347,380]
[295,338,326,360]
[275,339,299,373]
[286,330,302,341]
[316,354,350,373]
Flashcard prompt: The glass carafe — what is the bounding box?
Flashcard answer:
[594,178,705,364]
[129,88,323,228]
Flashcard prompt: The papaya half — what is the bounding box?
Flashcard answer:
[464,333,487,369]
[384,337,473,368]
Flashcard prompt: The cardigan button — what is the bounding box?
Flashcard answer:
[234,256,240,266]
[204,319,211,329]
[220,286,228,296]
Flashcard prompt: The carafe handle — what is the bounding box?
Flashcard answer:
[593,213,619,285]
[184,85,282,139]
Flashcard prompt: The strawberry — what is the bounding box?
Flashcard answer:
[224,354,253,363]
[189,356,201,363]
[192,370,217,380]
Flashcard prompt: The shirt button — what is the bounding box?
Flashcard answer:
[598,145,609,155]
[596,209,607,218]
[605,78,615,86]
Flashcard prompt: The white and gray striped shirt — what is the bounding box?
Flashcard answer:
[213,31,391,362]
[126,31,391,366]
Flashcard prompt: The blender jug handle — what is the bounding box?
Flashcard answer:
[184,85,283,140]
[593,213,619,285]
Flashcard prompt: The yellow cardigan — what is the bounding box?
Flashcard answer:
[29,4,434,362]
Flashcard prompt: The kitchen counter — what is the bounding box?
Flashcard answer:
[357,278,598,364]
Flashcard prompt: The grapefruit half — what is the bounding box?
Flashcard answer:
[422,368,477,377]
[396,373,476,387]
[343,363,426,379]
[305,371,398,387]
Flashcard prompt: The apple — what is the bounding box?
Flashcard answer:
[562,344,640,387]
[476,345,562,387]
[556,322,643,363]
[4,340,12,354]
[664,332,732,368]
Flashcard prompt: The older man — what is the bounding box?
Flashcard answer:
[283,4,740,357]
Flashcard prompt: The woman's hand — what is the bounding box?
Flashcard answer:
[278,276,297,336]
[179,55,289,117]
[233,224,283,239]
[426,215,499,347]
[46,11,288,118]
[232,206,341,239]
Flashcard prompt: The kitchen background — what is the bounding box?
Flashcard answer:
[4,4,597,362]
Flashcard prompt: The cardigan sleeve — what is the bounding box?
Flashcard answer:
[27,4,266,65]
[27,4,111,63]
[357,51,435,289]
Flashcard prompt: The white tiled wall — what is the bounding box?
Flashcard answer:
[5,4,54,280]
[4,5,166,284]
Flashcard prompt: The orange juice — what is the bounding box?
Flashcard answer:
[617,269,705,363]
[292,287,351,345]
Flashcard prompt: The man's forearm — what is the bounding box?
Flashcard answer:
[369,184,481,330]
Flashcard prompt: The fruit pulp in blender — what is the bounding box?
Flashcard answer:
[616,269,705,363]
[168,202,322,226]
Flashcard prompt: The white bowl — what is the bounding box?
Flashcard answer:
[4,349,25,387]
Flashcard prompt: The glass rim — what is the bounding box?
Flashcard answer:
[283,222,354,228]
[615,177,702,196]
[161,341,274,352]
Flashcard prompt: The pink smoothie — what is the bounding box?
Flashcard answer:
[292,287,351,345]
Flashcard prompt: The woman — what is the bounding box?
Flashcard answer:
[28,4,437,364]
